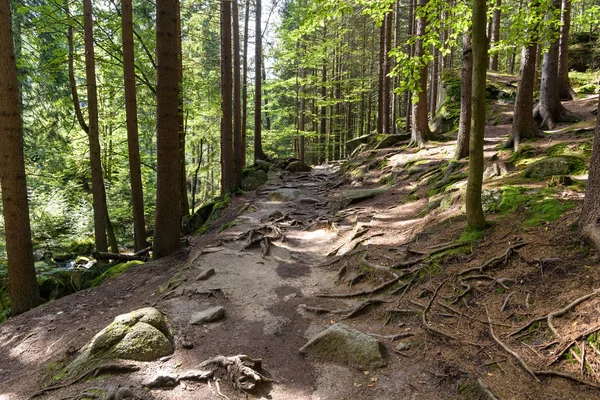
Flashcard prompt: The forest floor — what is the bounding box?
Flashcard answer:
[2,93,600,400]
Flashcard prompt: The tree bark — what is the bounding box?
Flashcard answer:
[410,0,431,147]
[154,0,182,258]
[83,0,109,253]
[254,0,266,161]
[176,2,190,218]
[377,20,384,134]
[298,63,306,162]
[579,96,600,252]
[221,0,235,194]
[506,43,542,150]
[0,0,41,315]
[122,0,147,253]
[558,0,575,100]
[383,10,392,134]
[242,0,250,167]
[232,0,243,185]
[489,0,501,71]
[533,0,578,128]
[320,42,327,163]
[455,34,472,159]
[466,0,487,229]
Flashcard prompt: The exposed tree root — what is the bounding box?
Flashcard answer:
[199,355,272,392]
[458,241,527,276]
[315,274,405,298]
[510,289,600,338]
[393,241,467,269]
[477,378,499,400]
[366,332,414,341]
[485,307,540,383]
[29,364,140,399]
[359,253,395,275]
[422,279,458,341]
[300,299,388,319]
[535,370,600,389]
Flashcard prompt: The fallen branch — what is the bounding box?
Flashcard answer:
[502,292,515,312]
[366,332,414,341]
[458,241,527,276]
[485,307,540,383]
[477,378,499,400]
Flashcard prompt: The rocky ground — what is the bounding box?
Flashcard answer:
[2,94,600,400]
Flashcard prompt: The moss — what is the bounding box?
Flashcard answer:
[546,142,592,158]
[458,226,485,244]
[496,186,574,227]
[427,173,468,196]
[194,193,232,235]
[91,261,144,288]
[509,144,537,164]
[219,220,237,232]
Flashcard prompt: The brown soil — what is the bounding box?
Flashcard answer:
[1,94,600,400]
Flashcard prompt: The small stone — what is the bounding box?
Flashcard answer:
[394,342,410,352]
[189,306,226,325]
[195,268,216,281]
[268,189,301,202]
[144,372,179,388]
[298,197,320,204]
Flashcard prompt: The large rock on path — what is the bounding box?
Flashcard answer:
[522,156,584,179]
[299,323,385,369]
[189,306,226,325]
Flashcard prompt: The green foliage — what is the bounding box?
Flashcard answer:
[458,226,485,244]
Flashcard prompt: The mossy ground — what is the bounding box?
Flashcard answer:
[91,260,144,288]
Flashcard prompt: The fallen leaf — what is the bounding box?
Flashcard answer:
[353,382,363,388]
[363,370,370,375]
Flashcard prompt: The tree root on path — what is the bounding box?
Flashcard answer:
[315,274,404,298]
[300,299,388,319]
[199,355,272,392]
[458,241,527,276]
[393,241,468,269]
[422,279,458,341]
[29,364,140,399]
[510,288,600,338]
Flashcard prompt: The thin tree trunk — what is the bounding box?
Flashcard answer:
[221,0,235,194]
[489,0,501,71]
[233,0,243,185]
[558,0,575,100]
[430,44,439,115]
[176,2,189,217]
[455,34,472,159]
[383,10,392,134]
[466,0,487,229]
[410,0,431,147]
[254,0,266,161]
[191,140,203,212]
[320,38,327,163]
[122,0,147,252]
[242,0,250,166]
[0,0,41,315]
[154,0,182,258]
[83,0,109,253]
[377,21,384,134]
[299,63,306,162]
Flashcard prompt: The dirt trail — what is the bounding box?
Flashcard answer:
[3,95,600,399]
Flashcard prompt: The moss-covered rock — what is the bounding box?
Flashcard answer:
[522,156,585,179]
[90,260,144,288]
[241,168,268,191]
[286,160,312,173]
[63,308,173,378]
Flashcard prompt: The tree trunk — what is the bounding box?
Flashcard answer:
[489,0,501,71]
[122,0,147,253]
[320,49,327,163]
[298,64,306,162]
[221,0,235,195]
[176,3,189,218]
[579,96,600,252]
[430,44,439,116]
[533,0,578,129]
[83,0,109,253]
[383,10,392,134]
[466,0,487,229]
[410,0,431,147]
[154,0,182,258]
[242,0,250,167]
[558,0,575,100]
[254,0,266,161]
[455,34,472,159]
[0,1,41,315]
[232,0,243,185]
[506,43,541,150]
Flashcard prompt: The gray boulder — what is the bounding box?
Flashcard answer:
[268,188,301,202]
[341,187,389,203]
[299,323,385,369]
[241,169,268,191]
[189,306,225,325]
[286,160,312,173]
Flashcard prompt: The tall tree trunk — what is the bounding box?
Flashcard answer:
[533,0,578,128]
[242,0,250,167]
[506,43,541,149]
[430,44,439,115]
[176,2,189,217]
[455,34,473,159]
[489,0,501,71]
[254,0,266,161]
[298,64,306,162]
[320,47,327,163]
[154,0,182,258]
[383,10,392,134]
[405,0,415,132]
[122,0,147,252]
[558,0,575,100]
[0,1,41,315]
[579,96,600,252]
[466,0,487,229]
[221,0,235,194]
[233,0,243,185]
[392,0,400,133]
[410,0,431,147]
[83,0,109,253]
[377,21,384,134]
